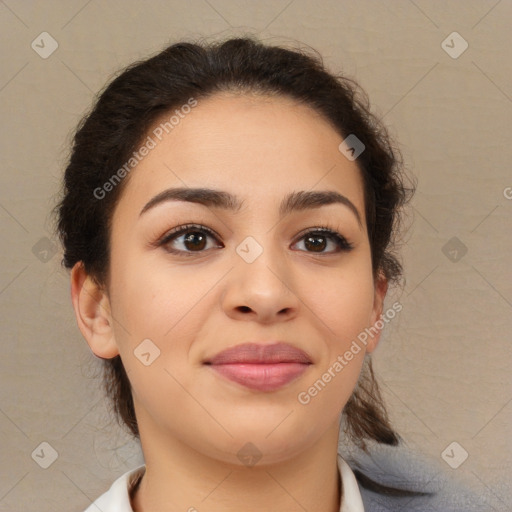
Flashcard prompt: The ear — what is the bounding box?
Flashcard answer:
[70,262,119,359]
[365,272,388,354]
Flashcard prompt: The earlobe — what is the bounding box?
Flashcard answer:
[366,273,388,354]
[70,262,119,359]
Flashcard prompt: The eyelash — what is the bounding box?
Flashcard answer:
[157,223,354,257]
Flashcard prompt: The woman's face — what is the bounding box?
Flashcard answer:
[93,93,386,464]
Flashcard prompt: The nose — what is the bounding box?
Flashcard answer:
[221,243,299,324]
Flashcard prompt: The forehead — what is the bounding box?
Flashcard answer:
[115,92,365,219]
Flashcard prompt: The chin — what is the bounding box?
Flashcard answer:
[201,422,320,467]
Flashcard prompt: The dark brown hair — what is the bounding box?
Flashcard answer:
[55,35,413,451]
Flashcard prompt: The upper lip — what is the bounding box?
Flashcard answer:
[204,342,312,365]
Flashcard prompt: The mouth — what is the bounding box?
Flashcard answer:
[204,342,312,392]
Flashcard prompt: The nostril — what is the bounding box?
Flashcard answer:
[237,306,252,313]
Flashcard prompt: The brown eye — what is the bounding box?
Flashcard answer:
[182,231,207,251]
[292,228,354,254]
[304,234,327,252]
[159,224,223,255]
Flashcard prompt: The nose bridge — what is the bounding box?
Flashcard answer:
[237,232,290,294]
[221,231,299,321]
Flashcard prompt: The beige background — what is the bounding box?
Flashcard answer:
[0,1,511,511]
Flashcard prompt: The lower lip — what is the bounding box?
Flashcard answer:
[208,363,310,391]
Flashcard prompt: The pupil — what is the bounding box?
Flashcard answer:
[185,232,206,250]
[305,235,326,252]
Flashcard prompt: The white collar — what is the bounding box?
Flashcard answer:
[337,454,365,512]
[85,455,364,511]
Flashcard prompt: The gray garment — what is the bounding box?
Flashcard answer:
[341,440,496,511]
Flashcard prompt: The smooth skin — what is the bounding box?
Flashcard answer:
[71,92,387,512]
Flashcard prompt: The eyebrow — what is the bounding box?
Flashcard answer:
[139,187,363,227]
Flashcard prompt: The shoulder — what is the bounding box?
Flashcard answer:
[340,440,491,512]
[84,465,145,512]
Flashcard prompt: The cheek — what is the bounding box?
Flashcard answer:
[108,259,201,413]
[295,259,375,409]
[304,258,376,341]
[296,279,372,419]
[107,252,220,399]
[110,251,211,340]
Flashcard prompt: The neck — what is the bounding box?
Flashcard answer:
[131,422,342,512]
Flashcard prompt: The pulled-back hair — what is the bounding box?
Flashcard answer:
[55,36,413,451]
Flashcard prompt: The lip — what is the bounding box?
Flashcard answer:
[204,342,312,392]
